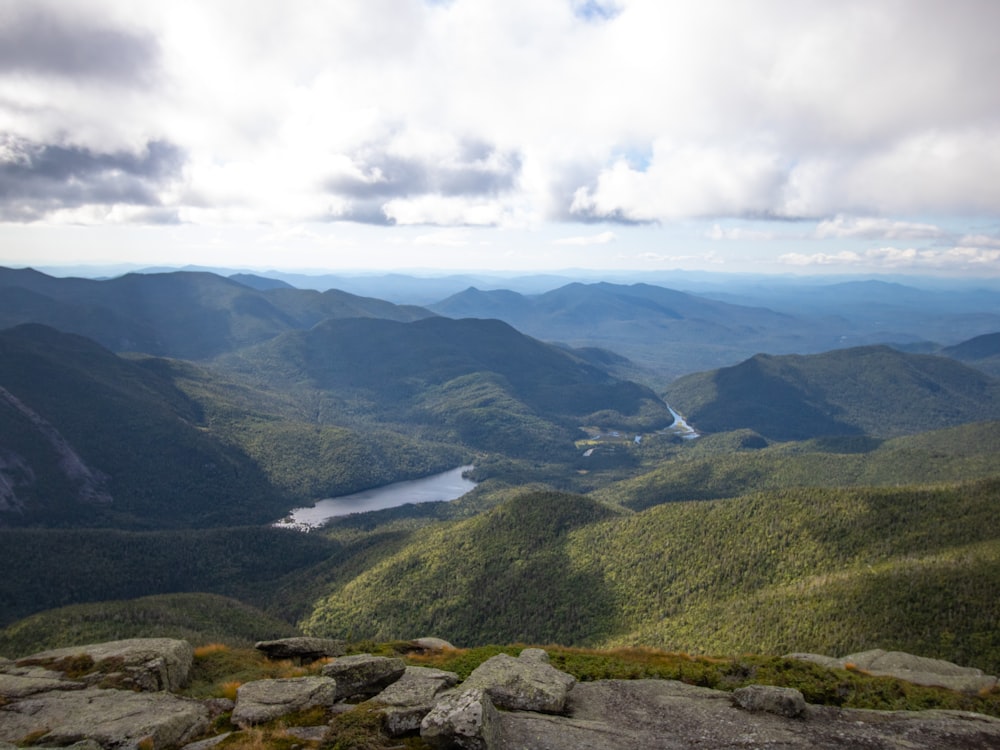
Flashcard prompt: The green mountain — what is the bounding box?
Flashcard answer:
[215,316,672,457]
[302,478,1000,673]
[0,266,433,360]
[0,593,299,656]
[941,331,1000,378]
[593,421,1000,511]
[664,345,1000,440]
[0,324,285,528]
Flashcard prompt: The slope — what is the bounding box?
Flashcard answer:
[664,345,1000,440]
[302,479,1000,672]
[941,331,1000,378]
[0,324,285,528]
[214,316,672,457]
[592,420,1000,511]
[302,490,624,646]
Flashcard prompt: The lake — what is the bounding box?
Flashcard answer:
[275,465,477,531]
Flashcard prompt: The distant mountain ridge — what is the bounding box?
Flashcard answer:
[0,266,433,360]
[665,345,1000,440]
[429,281,813,381]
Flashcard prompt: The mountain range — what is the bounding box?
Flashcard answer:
[2,265,1000,676]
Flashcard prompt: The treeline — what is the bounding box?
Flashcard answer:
[0,526,336,627]
[594,421,1000,510]
[0,593,300,657]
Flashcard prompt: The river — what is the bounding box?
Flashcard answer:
[666,405,699,439]
[274,465,477,531]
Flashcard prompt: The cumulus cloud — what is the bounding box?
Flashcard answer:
[0,136,184,221]
[1,0,1000,275]
[0,3,159,84]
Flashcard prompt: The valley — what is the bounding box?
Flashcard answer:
[1,265,999,683]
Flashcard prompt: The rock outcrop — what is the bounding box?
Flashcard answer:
[732,684,807,717]
[788,649,999,694]
[461,648,576,713]
[373,666,460,736]
[0,639,205,749]
[0,688,209,749]
[253,636,346,663]
[2,639,999,750]
[320,653,406,700]
[421,687,501,750]
[497,679,1000,750]
[231,676,338,727]
[15,637,194,692]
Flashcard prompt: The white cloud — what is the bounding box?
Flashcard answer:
[779,250,863,267]
[3,0,1000,273]
[706,224,778,241]
[553,230,617,245]
[780,244,1000,272]
[814,215,946,241]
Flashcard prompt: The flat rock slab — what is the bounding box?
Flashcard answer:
[254,637,346,663]
[497,679,1000,750]
[232,676,338,727]
[845,649,998,694]
[0,688,209,749]
[788,649,998,694]
[0,672,87,699]
[17,638,194,692]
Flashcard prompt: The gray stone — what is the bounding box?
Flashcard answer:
[732,684,807,717]
[517,648,550,664]
[180,733,231,750]
[787,649,998,694]
[409,637,456,652]
[0,672,87,699]
[254,636,346,663]
[231,676,338,727]
[321,653,406,700]
[0,688,210,749]
[16,638,194,692]
[421,687,501,750]
[496,679,1000,750]
[784,652,843,671]
[462,649,575,713]
[842,649,998,694]
[374,666,460,736]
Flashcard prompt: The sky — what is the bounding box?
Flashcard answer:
[1,0,999,277]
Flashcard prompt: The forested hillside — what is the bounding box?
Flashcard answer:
[664,345,1000,440]
[3,267,1000,683]
[0,325,284,527]
[302,479,1000,672]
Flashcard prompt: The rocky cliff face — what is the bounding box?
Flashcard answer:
[0,384,113,518]
[2,638,999,750]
